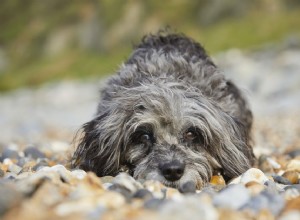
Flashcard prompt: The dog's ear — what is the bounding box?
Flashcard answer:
[212,116,254,179]
[71,110,128,176]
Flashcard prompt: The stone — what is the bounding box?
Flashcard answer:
[112,172,142,193]
[213,184,250,210]
[284,188,300,200]
[210,175,226,186]
[24,146,45,159]
[245,181,265,196]
[144,198,165,210]
[165,187,183,200]
[159,197,219,220]
[286,149,300,158]
[282,171,299,184]
[241,190,285,216]
[240,168,269,185]
[279,211,300,220]
[143,180,165,199]
[133,189,153,200]
[283,196,300,212]
[100,176,114,184]
[272,174,292,185]
[37,164,74,184]
[0,168,4,177]
[71,169,87,180]
[179,181,196,194]
[286,159,300,172]
[108,184,132,200]
[0,182,22,216]
[264,180,282,194]
[1,148,20,161]
[285,184,300,192]
[7,163,22,174]
[258,155,280,172]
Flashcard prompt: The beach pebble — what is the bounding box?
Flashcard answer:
[286,160,300,172]
[179,181,196,194]
[7,164,22,174]
[213,184,250,210]
[286,149,300,159]
[210,175,226,186]
[245,181,265,195]
[0,183,22,216]
[1,148,20,161]
[240,168,269,185]
[24,146,45,159]
[282,171,299,184]
[133,189,154,200]
[144,198,165,210]
[241,190,285,216]
[143,180,165,199]
[112,172,143,193]
[159,197,219,220]
[71,169,87,180]
[272,174,292,185]
[0,168,4,177]
[284,188,300,200]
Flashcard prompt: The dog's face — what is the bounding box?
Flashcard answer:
[73,81,252,189]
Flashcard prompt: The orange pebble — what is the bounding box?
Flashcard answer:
[210,175,226,186]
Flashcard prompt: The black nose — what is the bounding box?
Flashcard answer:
[159,160,185,181]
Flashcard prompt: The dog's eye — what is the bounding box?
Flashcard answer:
[184,131,196,142]
[140,133,152,143]
[183,127,205,145]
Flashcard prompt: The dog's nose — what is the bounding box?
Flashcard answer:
[159,160,185,181]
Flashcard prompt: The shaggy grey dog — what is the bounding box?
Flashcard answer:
[72,33,255,189]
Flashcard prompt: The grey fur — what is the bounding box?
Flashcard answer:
[71,33,255,189]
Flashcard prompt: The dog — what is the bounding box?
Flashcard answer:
[71,32,255,189]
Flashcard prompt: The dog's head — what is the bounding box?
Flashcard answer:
[72,80,252,189]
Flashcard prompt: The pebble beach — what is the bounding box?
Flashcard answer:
[1,42,300,220]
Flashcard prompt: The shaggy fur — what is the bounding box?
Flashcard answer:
[72,33,255,189]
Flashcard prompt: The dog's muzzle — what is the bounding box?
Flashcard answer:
[158,160,185,181]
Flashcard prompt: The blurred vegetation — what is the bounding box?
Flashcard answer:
[0,0,300,91]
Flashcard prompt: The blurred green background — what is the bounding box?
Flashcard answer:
[0,0,300,91]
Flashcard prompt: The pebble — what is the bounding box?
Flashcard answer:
[144,198,165,210]
[179,181,196,194]
[1,148,20,161]
[233,168,269,185]
[283,196,300,213]
[284,188,300,200]
[213,184,250,210]
[0,182,22,216]
[282,171,299,184]
[7,163,22,174]
[133,189,154,200]
[286,160,300,172]
[242,190,285,216]
[112,172,143,193]
[272,174,292,185]
[286,149,300,159]
[159,197,219,220]
[210,175,226,186]
[0,168,4,177]
[284,184,300,192]
[245,181,265,195]
[71,169,86,180]
[24,146,45,159]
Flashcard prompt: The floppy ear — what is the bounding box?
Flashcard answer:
[71,109,130,176]
[213,116,255,179]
